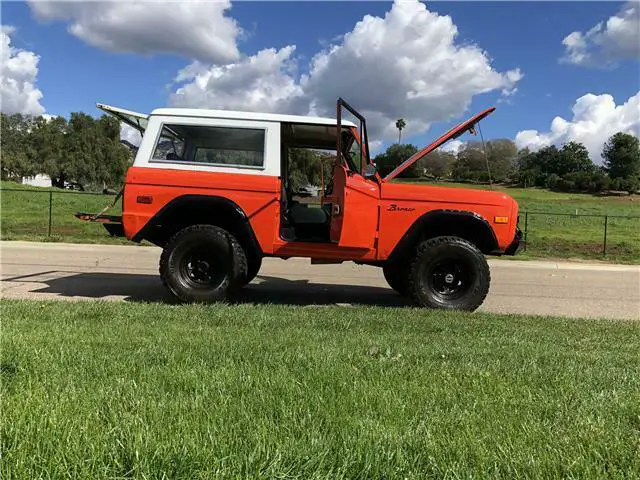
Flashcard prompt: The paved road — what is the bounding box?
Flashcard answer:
[1,241,638,320]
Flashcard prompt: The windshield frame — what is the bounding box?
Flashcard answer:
[341,129,362,173]
[336,98,370,176]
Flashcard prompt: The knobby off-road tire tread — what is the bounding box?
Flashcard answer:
[159,224,248,303]
[407,236,490,312]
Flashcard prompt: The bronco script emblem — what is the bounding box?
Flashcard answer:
[387,204,415,212]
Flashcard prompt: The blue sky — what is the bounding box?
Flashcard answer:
[2,1,638,161]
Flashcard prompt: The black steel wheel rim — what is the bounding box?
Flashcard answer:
[423,257,474,301]
[178,246,227,290]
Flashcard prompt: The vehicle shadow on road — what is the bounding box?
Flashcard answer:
[20,272,410,308]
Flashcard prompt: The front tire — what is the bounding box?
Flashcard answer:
[408,236,490,312]
[383,261,409,296]
[159,225,247,303]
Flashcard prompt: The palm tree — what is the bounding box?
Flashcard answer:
[395,118,406,144]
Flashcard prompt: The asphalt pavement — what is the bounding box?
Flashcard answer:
[1,241,638,320]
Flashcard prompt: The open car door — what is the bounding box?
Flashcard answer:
[96,103,149,136]
[383,107,496,181]
[329,98,379,249]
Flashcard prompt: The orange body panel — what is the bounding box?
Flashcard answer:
[377,183,517,259]
[123,167,281,253]
[329,165,379,249]
[123,166,517,262]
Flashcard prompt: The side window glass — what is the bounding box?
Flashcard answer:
[152,126,185,161]
[151,124,265,168]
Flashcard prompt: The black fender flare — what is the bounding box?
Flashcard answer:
[388,209,499,261]
[133,194,262,258]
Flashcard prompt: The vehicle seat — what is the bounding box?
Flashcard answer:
[289,203,329,225]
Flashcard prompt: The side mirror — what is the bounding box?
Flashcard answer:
[364,163,377,180]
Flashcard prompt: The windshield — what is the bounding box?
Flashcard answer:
[342,130,362,173]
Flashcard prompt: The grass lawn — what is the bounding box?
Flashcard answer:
[2,299,639,479]
[0,181,130,245]
[1,180,639,262]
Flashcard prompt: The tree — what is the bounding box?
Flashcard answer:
[514,148,540,187]
[1,111,131,190]
[513,141,595,189]
[420,150,455,180]
[559,141,594,175]
[374,143,418,178]
[452,139,517,183]
[94,115,131,190]
[0,113,37,181]
[287,148,336,191]
[395,118,406,144]
[486,139,518,182]
[30,115,69,188]
[602,132,640,182]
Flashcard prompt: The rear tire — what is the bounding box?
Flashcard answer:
[408,236,490,312]
[383,262,409,296]
[159,225,247,303]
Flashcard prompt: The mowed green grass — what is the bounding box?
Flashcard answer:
[1,181,129,245]
[2,180,639,261]
[2,299,639,479]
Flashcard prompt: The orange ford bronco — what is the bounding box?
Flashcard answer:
[78,98,522,311]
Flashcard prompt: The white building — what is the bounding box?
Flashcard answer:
[21,174,52,188]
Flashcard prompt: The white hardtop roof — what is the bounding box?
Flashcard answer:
[150,107,357,128]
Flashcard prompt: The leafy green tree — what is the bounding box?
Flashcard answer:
[611,176,639,194]
[287,148,336,191]
[486,139,518,182]
[514,148,541,187]
[602,132,640,182]
[514,141,595,189]
[373,143,419,178]
[1,111,131,190]
[558,141,594,175]
[420,150,455,180]
[95,115,131,190]
[545,173,561,190]
[0,113,37,181]
[30,115,69,188]
[452,139,517,183]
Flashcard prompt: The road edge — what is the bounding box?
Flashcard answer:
[2,240,639,273]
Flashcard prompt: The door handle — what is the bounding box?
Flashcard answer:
[332,204,340,216]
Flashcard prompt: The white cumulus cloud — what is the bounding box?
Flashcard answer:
[169,0,522,144]
[170,46,304,114]
[561,2,640,68]
[28,0,241,63]
[515,91,640,163]
[0,26,45,115]
[441,140,464,154]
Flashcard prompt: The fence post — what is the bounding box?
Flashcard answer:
[48,191,53,237]
[603,215,608,256]
[523,211,529,252]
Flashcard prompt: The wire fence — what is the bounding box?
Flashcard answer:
[1,187,123,243]
[519,211,639,260]
[1,187,639,261]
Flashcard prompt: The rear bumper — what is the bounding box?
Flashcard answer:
[504,227,523,256]
[75,212,125,237]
